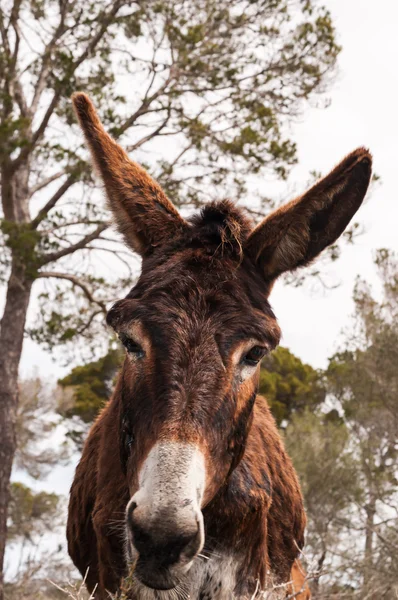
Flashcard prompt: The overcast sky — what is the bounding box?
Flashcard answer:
[271,0,398,367]
[16,0,398,378]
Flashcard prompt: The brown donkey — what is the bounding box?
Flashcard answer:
[67,92,372,599]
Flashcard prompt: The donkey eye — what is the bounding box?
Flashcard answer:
[119,334,145,358]
[242,345,267,366]
[126,432,134,448]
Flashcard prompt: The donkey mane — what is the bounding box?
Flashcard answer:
[188,199,252,256]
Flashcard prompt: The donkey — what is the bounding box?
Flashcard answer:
[67,92,372,600]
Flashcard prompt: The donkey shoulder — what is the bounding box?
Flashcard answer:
[251,396,306,578]
[67,408,104,592]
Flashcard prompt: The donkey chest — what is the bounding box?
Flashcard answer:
[188,554,240,599]
[189,558,284,600]
[126,556,238,600]
[128,555,284,600]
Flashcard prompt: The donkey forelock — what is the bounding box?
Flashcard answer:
[67,92,372,598]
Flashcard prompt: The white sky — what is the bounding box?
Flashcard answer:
[18,0,398,377]
[271,0,398,367]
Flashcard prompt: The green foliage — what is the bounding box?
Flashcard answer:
[327,253,398,409]
[0,221,41,279]
[58,347,123,422]
[0,0,341,197]
[286,411,361,562]
[259,346,326,425]
[27,273,119,360]
[7,482,59,543]
[307,249,398,594]
[326,249,398,494]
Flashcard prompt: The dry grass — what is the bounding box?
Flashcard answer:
[47,570,96,600]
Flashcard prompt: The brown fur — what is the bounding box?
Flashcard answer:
[67,93,371,599]
[245,147,372,281]
[72,92,187,255]
[287,560,311,599]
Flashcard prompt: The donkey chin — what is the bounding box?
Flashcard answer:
[125,441,206,591]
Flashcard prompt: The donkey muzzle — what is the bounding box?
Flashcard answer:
[128,508,203,589]
[125,442,206,589]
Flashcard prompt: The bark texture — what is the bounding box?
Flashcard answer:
[0,264,32,599]
[0,162,32,600]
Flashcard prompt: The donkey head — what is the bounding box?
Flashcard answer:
[72,93,372,591]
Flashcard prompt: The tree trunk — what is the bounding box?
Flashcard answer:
[0,261,32,600]
[363,493,376,590]
[311,546,326,597]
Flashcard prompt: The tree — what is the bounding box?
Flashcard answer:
[259,346,326,426]
[58,347,122,423]
[7,482,59,544]
[0,0,340,594]
[14,377,69,479]
[285,410,362,595]
[57,346,122,447]
[4,378,70,599]
[5,488,75,600]
[325,250,398,596]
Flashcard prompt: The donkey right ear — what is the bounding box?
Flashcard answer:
[72,93,188,257]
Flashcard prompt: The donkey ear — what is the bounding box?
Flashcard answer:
[72,93,188,256]
[244,148,372,281]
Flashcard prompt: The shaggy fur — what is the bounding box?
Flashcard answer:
[67,93,372,600]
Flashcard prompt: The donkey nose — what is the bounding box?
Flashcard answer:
[132,522,202,566]
[127,502,203,567]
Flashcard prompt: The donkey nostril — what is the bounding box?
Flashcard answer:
[180,526,202,560]
[126,500,137,529]
[129,519,202,568]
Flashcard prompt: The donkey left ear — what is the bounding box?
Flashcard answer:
[244,148,372,281]
[72,92,188,257]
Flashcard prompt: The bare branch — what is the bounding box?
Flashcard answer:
[117,69,177,136]
[40,219,106,234]
[29,170,67,197]
[84,244,135,276]
[157,143,194,179]
[37,271,107,313]
[0,8,14,122]
[30,0,70,113]
[0,8,11,59]
[0,2,29,120]
[75,309,104,336]
[125,109,172,152]
[30,173,78,228]
[39,223,108,264]
[11,0,125,171]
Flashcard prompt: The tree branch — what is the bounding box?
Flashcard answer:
[29,170,67,197]
[30,0,70,114]
[11,0,125,171]
[40,219,106,234]
[116,67,177,137]
[0,8,11,59]
[84,244,135,276]
[30,173,78,228]
[0,2,30,120]
[125,109,172,152]
[39,223,108,264]
[36,271,107,313]
[76,309,104,336]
